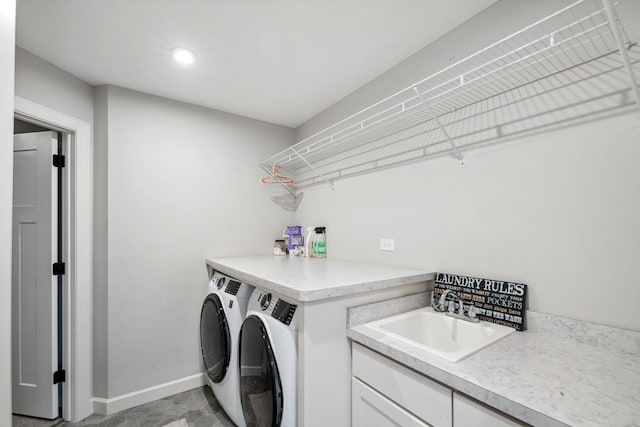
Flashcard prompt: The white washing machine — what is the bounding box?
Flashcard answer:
[200,272,253,427]
[238,288,299,427]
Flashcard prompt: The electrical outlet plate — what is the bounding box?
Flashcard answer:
[380,238,395,251]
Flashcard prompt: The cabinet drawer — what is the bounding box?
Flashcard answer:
[353,378,432,427]
[352,343,452,427]
[453,393,525,427]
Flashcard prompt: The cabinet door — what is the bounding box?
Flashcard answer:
[353,378,432,427]
[352,343,452,427]
[453,393,524,427]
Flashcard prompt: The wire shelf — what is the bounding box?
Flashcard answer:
[260,0,640,195]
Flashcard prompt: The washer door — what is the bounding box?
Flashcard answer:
[200,294,231,383]
[239,315,283,427]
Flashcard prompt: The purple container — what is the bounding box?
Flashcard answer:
[284,226,303,250]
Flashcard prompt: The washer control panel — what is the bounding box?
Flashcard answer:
[271,299,297,325]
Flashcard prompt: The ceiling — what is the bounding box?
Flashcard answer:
[16,0,496,128]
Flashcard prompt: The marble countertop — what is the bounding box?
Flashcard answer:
[205,256,434,302]
[349,306,640,427]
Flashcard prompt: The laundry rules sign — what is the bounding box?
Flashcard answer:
[434,273,528,331]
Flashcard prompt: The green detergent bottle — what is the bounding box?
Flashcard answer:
[313,227,326,257]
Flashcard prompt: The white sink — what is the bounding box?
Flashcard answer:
[366,306,515,362]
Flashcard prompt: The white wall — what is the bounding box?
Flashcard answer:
[104,86,294,397]
[295,0,640,331]
[1,2,16,425]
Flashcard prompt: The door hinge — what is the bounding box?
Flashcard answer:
[53,262,66,276]
[53,154,65,168]
[53,369,66,384]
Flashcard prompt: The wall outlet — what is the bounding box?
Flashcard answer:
[380,238,395,251]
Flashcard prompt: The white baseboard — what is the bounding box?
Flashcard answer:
[91,372,206,415]
[91,397,107,416]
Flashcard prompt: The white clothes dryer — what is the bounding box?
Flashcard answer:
[238,289,299,427]
[200,272,253,427]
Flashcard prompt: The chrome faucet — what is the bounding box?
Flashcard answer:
[432,289,480,323]
[433,289,462,312]
[433,289,461,313]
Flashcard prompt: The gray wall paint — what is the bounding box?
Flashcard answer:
[1,2,16,425]
[15,48,93,125]
[295,0,640,331]
[93,86,109,398]
[104,86,294,397]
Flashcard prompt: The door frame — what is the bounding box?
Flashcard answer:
[14,96,92,423]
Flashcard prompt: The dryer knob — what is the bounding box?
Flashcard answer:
[259,293,272,310]
[216,277,226,290]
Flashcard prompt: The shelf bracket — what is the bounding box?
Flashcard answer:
[413,87,465,166]
[290,147,334,190]
[602,0,640,122]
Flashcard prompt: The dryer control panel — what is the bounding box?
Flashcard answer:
[259,293,272,310]
[215,276,226,290]
[225,280,241,295]
[271,299,297,326]
[249,290,299,329]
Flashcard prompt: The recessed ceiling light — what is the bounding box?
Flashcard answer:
[172,48,195,64]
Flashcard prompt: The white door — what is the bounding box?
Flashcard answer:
[12,131,58,419]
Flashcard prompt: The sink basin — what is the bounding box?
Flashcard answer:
[365,306,515,362]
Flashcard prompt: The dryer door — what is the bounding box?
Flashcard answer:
[200,294,231,383]
[239,315,283,427]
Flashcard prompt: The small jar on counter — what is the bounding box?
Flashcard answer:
[273,239,287,256]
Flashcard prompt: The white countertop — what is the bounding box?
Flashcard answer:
[349,308,640,427]
[205,255,434,302]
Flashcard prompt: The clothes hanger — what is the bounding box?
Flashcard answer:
[260,164,294,185]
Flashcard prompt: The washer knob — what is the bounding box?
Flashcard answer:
[216,277,226,290]
[259,293,272,310]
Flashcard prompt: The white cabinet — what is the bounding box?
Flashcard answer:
[453,393,522,427]
[353,379,432,427]
[352,343,527,427]
[352,343,452,427]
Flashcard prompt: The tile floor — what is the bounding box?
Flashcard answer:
[12,386,234,427]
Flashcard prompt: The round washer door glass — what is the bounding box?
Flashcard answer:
[239,315,283,427]
[200,294,231,383]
